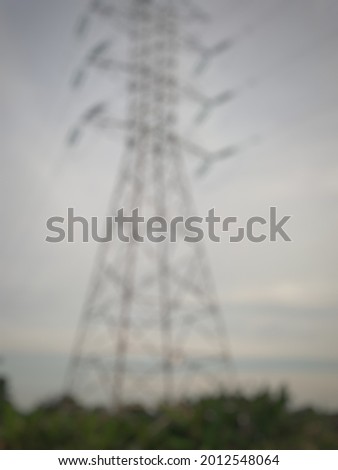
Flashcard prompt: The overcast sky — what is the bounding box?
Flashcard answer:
[1,0,338,410]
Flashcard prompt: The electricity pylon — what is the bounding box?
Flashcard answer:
[66,0,234,409]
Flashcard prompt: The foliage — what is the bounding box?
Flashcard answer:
[0,383,337,449]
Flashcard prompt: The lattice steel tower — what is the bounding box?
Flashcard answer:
[66,0,234,409]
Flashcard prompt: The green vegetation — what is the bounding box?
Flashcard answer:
[0,379,337,449]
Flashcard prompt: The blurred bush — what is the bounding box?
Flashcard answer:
[0,378,337,449]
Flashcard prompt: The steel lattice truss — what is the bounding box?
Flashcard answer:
[66,0,234,409]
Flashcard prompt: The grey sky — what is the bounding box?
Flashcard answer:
[1,0,338,409]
